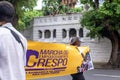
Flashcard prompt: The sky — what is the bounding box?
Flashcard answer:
[34,0,43,10]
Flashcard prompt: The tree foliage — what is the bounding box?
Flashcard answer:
[42,0,82,16]
[42,0,68,15]
[80,0,120,38]
[18,10,43,31]
[80,0,120,68]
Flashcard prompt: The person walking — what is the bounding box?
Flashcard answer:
[0,1,27,80]
[70,37,85,80]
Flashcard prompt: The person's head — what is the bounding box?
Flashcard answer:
[70,37,81,46]
[0,1,15,25]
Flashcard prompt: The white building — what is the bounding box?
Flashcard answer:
[22,13,112,64]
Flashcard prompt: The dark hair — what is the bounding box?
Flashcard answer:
[0,1,15,22]
[70,37,80,44]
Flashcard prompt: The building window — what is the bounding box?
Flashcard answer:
[79,28,83,37]
[53,29,56,38]
[69,28,76,37]
[45,30,51,38]
[62,29,67,38]
[38,30,42,38]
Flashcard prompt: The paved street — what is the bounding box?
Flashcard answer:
[84,69,120,80]
[36,69,120,80]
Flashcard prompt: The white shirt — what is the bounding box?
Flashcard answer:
[0,23,27,80]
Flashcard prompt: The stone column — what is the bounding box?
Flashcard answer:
[51,29,53,40]
[76,28,79,37]
[66,29,70,43]
[42,30,44,39]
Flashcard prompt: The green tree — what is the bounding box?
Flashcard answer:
[42,0,60,15]
[42,0,82,16]
[18,10,43,31]
[80,0,120,68]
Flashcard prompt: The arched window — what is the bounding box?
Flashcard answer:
[79,28,83,37]
[38,30,42,38]
[53,29,56,38]
[62,29,67,38]
[44,30,51,38]
[69,28,76,37]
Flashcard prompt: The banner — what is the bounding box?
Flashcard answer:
[25,41,94,80]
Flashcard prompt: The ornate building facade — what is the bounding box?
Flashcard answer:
[22,13,112,64]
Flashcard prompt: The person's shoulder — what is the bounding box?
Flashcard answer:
[0,27,10,35]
